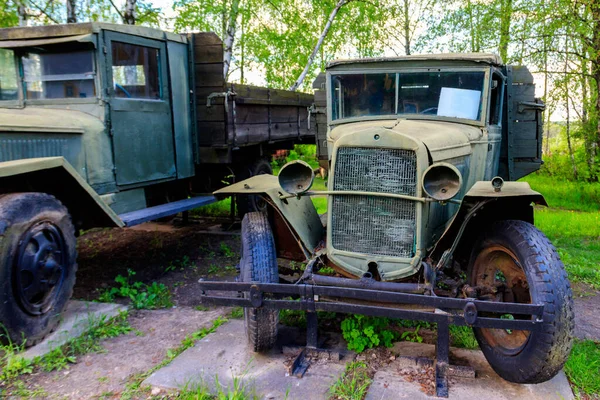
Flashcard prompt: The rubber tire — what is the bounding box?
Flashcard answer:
[236,158,273,218]
[0,193,77,347]
[468,220,574,383]
[240,212,279,352]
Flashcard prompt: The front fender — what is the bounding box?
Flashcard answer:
[0,157,123,229]
[430,180,547,261]
[215,175,324,254]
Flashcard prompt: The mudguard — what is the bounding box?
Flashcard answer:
[430,180,547,260]
[214,175,323,253]
[0,157,123,228]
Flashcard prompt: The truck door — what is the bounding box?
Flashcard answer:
[105,32,176,186]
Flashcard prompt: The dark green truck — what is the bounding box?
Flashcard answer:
[0,22,314,345]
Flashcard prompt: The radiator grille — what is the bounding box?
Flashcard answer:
[333,147,417,195]
[331,147,417,258]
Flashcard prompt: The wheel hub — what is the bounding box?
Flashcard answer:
[472,245,532,355]
[14,222,67,315]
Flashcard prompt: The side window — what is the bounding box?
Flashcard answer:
[489,73,504,125]
[111,42,160,99]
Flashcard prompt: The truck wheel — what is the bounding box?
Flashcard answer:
[468,220,574,383]
[0,193,77,347]
[240,212,278,352]
[236,158,272,217]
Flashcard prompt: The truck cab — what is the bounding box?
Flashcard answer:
[0,23,195,215]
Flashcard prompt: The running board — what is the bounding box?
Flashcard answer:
[119,195,217,227]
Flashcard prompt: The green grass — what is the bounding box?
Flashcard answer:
[329,361,372,400]
[192,198,232,218]
[533,208,600,289]
[522,174,600,212]
[564,340,600,397]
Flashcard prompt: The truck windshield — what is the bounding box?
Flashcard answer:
[0,49,18,101]
[22,50,95,100]
[331,70,486,122]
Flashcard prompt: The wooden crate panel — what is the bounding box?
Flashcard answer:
[271,106,299,123]
[197,104,226,122]
[234,104,268,124]
[195,63,224,88]
[198,121,227,146]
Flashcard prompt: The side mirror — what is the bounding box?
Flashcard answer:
[278,160,315,195]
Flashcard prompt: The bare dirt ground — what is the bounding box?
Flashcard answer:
[10,218,600,398]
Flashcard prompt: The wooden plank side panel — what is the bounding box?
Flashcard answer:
[513,139,538,158]
[512,121,538,140]
[234,104,269,124]
[192,32,222,47]
[195,63,224,88]
[271,106,299,123]
[197,105,226,122]
[193,44,223,64]
[198,121,227,146]
[512,65,534,84]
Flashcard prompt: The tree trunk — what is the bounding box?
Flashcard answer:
[499,0,512,62]
[289,0,348,91]
[590,1,600,181]
[67,0,77,23]
[223,0,240,79]
[17,0,27,26]
[564,37,577,180]
[124,0,136,25]
[403,0,411,55]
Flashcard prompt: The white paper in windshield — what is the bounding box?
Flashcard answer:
[437,87,481,120]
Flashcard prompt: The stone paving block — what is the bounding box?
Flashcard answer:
[21,300,128,360]
[365,341,574,400]
[143,320,350,399]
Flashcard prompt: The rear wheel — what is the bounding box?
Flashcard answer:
[240,212,279,352]
[236,158,272,217]
[468,220,574,383]
[0,193,77,347]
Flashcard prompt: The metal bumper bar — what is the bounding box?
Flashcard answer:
[198,280,543,398]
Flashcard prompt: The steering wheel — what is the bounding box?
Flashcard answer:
[420,107,438,115]
[114,83,132,98]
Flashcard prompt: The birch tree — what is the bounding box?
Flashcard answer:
[66,0,76,22]
[123,0,135,24]
[289,0,349,91]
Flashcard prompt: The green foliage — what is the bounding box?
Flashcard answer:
[230,307,244,319]
[400,326,423,343]
[329,361,372,400]
[565,340,600,397]
[449,326,479,349]
[99,269,172,309]
[341,315,395,353]
[219,242,235,257]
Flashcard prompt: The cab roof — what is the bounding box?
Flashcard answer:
[327,53,503,69]
[0,22,186,44]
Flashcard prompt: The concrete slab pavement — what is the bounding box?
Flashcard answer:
[21,300,128,360]
[365,341,574,400]
[143,319,351,399]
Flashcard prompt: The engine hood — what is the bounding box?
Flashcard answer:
[0,107,103,133]
[329,119,483,161]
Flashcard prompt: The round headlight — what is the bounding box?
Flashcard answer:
[278,160,315,195]
[422,163,462,201]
